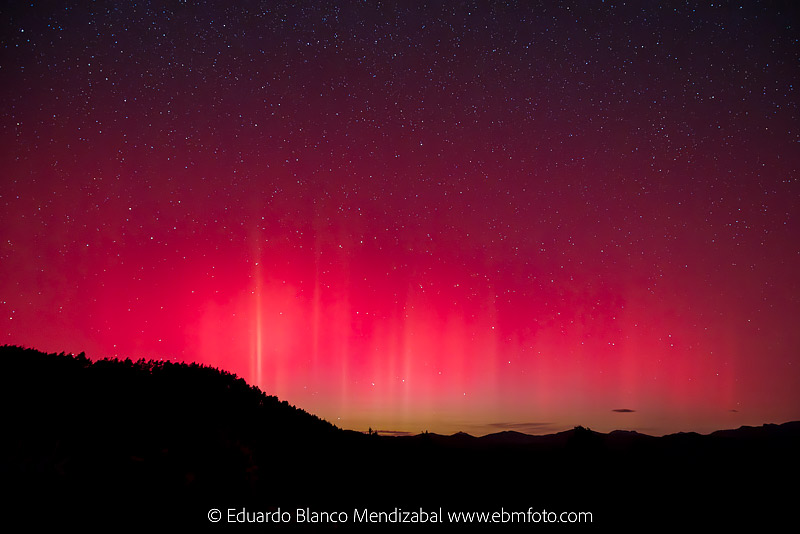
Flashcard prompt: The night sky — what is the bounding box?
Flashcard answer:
[2,1,798,436]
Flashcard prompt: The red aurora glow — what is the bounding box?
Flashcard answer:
[2,1,798,436]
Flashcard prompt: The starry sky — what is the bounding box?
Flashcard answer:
[2,1,798,436]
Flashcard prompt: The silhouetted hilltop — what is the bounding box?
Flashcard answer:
[1,345,348,527]
[2,345,797,529]
[1,344,338,435]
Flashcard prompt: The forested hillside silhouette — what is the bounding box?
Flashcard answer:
[2,345,797,529]
[1,345,350,526]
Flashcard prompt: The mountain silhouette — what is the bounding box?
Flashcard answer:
[1,345,797,529]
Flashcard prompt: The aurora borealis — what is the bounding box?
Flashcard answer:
[1,1,798,436]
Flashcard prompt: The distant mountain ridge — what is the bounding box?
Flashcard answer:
[425,421,800,446]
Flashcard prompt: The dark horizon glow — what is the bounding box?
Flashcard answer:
[2,1,798,437]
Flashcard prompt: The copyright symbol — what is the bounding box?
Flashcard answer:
[208,508,222,522]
